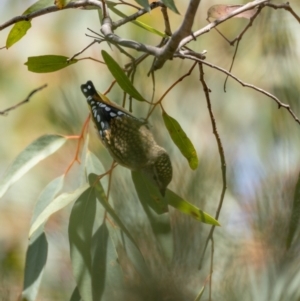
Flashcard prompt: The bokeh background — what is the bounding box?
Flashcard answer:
[1,0,300,300]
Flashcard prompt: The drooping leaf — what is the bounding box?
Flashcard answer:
[29,183,89,237]
[133,0,150,10]
[30,175,65,236]
[161,0,179,14]
[207,4,257,19]
[0,134,66,199]
[162,111,198,170]
[286,172,300,249]
[69,187,97,301]
[166,189,220,226]
[5,0,54,47]
[131,171,168,214]
[108,5,166,37]
[89,173,141,251]
[25,55,78,73]
[193,286,205,301]
[21,227,48,301]
[91,221,124,300]
[101,50,146,102]
[6,21,31,48]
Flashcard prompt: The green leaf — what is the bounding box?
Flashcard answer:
[69,287,82,301]
[23,0,54,14]
[89,173,141,252]
[162,111,198,170]
[166,189,220,226]
[109,6,166,37]
[101,50,146,102]
[69,187,97,301]
[30,175,65,235]
[91,222,123,300]
[21,227,48,301]
[25,55,78,73]
[29,183,89,237]
[0,134,66,199]
[6,21,31,48]
[286,172,300,249]
[5,0,54,47]
[133,0,150,10]
[193,286,205,301]
[161,0,180,14]
[131,171,168,214]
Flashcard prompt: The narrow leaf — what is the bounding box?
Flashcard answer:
[5,0,54,47]
[133,0,150,10]
[166,189,220,226]
[161,0,180,14]
[109,6,165,37]
[89,173,141,251]
[21,227,48,301]
[286,172,300,249]
[207,4,257,19]
[69,287,82,301]
[193,286,205,301]
[0,134,66,199]
[23,0,54,14]
[6,21,31,48]
[69,187,97,301]
[29,183,89,237]
[131,171,168,214]
[101,50,146,102]
[25,55,78,73]
[162,111,198,170]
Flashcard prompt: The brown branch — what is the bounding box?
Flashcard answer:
[265,2,300,23]
[0,84,47,116]
[197,63,227,269]
[176,54,300,125]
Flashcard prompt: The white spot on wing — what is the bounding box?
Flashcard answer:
[87,85,91,89]
[110,112,117,117]
[101,121,105,129]
[105,106,111,111]
[93,110,97,118]
[117,111,124,116]
[97,114,100,122]
[83,88,87,93]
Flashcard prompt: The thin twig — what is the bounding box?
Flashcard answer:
[68,40,100,61]
[265,2,300,23]
[176,54,300,125]
[0,84,47,116]
[198,63,227,269]
[146,62,197,119]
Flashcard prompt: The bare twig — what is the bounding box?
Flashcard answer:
[198,63,227,269]
[176,53,300,125]
[68,39,100,61]
[265,2,300,23]
[0,84,47,116]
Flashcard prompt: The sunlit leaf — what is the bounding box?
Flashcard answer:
[89,173,141,251]
[69,187,97,301]
[166,189,220,226]
[134,0,150,10]
[25,55,78,73]
[0,134,66,199]
[29,183,89,237]
[21,227,48,301]
[131,171,168,214]
[286,172,300,249]
[108,6,166,37]
[162,111,198,170]
[6,21,31,48]
[161,0,179,14]
[101,50,146,102]
[5,0,54,47]
[207,4,257,19]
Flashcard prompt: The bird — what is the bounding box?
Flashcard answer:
[80,80,172,196]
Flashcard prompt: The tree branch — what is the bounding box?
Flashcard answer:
[0,84,47,116]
